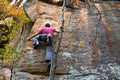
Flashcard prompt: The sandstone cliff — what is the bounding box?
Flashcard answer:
[1,0,120,80]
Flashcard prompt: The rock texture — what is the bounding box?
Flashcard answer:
[8,0,120,80]
[0,68,11,80]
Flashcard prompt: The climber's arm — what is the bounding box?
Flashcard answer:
[55,29,60,33]
[27,32,39,41]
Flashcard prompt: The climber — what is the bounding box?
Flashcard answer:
[27,22,60,72]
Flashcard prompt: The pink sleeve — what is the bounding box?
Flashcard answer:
[53,28,56,32]
[38,28,43,33]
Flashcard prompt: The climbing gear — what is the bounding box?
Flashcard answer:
[46,34,53,46]
[33,41,39,49]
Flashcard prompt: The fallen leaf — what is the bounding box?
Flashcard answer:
[79,41,85,47]
[108,7,116,11]
[73,0,79,7]
[97,49,101,55]
[117,3,120,7]
[106,26,112,32]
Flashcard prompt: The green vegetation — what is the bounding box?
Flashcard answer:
[0,0,30,66]
[0,45,20,67]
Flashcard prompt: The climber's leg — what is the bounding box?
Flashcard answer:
[45,45,53,74]
[45,46,53,62]
[33,35,40,49]
[33,34,48,49]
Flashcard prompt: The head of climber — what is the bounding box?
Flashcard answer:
[45,22,50,27]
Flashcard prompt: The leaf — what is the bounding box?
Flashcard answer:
[97,49,101,55]
[106,26,112,32]
[79,41,85,47]
[117,3,120,7]
[108,7,116,11]
[2,0,7,3]
[73,0,79,7]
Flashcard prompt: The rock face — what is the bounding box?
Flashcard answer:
[0,68,11,80]
[14,0,120,80]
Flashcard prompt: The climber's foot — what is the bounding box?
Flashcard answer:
[33,44,39,49]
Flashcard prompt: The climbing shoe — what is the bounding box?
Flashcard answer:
[33,42,39,49]
[33,44,39,49]
[45,60,50,63]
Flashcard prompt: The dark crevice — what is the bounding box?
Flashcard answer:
[38,0,63,6]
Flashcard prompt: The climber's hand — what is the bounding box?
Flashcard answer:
[27,37,31,41]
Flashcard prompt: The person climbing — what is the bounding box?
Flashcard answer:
[27,22,60,74]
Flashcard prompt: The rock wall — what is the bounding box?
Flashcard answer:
[11,0,120,80]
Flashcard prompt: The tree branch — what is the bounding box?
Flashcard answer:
[50,0,66,80]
